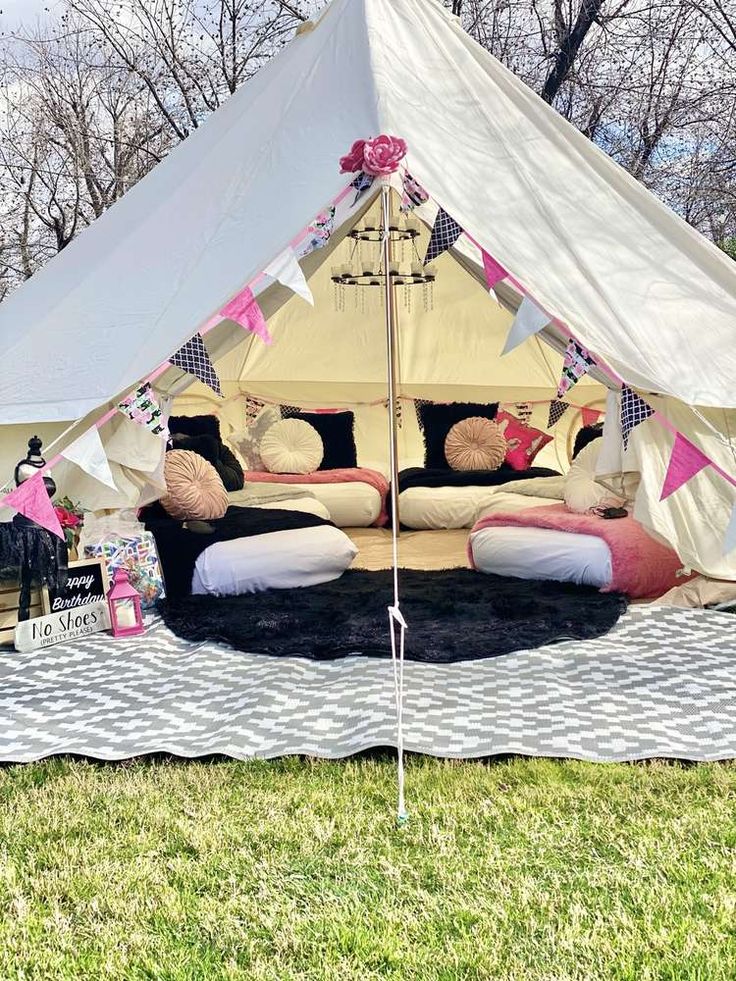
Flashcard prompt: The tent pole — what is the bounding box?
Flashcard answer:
[381,179,408,826]
[381,182,401,538]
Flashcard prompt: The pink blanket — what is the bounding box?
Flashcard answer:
[246,467,390,527]
[469,504,687,599]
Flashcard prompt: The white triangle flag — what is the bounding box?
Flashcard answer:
[502,296,550,355]
[724,505,736,556]
[264,248,313,305]
[61,427,117,490]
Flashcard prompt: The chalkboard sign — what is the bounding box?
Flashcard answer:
[42,559,109,615]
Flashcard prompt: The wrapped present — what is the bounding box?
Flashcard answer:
[83,531,165,608]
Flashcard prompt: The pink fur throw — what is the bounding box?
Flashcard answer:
[469,504,687,598]
[245,467,390,527]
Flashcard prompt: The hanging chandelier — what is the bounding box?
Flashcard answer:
[331,212,437,313]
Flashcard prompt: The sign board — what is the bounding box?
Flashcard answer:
[42,558,108,615]
[14,601,110,653]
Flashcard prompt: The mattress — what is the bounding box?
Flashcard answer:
[192,525,358,596]
[246,481,382,527]
[470,525,613,588]
[398,485,514,530]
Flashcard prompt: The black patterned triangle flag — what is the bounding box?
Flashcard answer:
[424,208,463,265]
[547,399,569,429]
[620,386,653,449]
[351,171,375,205]
[557,339,596,398]
[169,333,223,397]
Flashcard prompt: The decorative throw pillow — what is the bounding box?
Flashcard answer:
[495,411,553,471]
[168,415,244,491]
[260,418,324,474]
[280,409,357,470]
[564,439,625,514]
[229,405,282,471]
[444,417,507,471]
[160,450,229,521]
[416,401,499,470]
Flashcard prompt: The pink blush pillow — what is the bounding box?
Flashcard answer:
[161,450,229,520]
[445,417,507,471]
[495,411,553,471]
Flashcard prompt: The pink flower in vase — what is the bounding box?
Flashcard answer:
[362,135,407,177]
[339,139,366,173]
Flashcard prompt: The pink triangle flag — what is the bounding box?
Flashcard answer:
[2,472,64,539]
[581,407,603,427]
[482,250,507,290]
[660,433,712,501]
[220,287,272,345]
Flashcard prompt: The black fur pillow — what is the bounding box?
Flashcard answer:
[417,401,499,470]
[572,423,604,459]
[281,409,357,470]
[168,414,221,439]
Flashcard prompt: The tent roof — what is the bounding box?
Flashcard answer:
[1,0,735,424]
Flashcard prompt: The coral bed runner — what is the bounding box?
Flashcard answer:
[0,606,734,764]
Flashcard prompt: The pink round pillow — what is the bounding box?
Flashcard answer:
[445,417,507,471]
[160,450,229,520]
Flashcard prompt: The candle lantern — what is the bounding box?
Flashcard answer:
[107,567,144,637]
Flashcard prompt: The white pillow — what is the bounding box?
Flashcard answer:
[564,440,625,514]
[229,405,281,471]
[192,526,357,595]
[260,418,324,474]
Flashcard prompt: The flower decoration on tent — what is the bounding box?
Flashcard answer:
[339,135,407,176]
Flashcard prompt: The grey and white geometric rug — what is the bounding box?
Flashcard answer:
[0,605,735,764]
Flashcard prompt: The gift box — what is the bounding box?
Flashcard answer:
[83,532,165,609]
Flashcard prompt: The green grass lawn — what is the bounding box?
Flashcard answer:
[1,755,735,979]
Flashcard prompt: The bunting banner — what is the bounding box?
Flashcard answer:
[60,427,117,490]
[117,383,168,437]
[305,206,335,252]
[581,407,603,428]
[547,400,569,429]
[351,171,375,205]
[400,172,429,212]
[660,433,712,501]
[263,248,313,306]
[502,296,551,356]
[220,287,272,345]
[557,339,596,398]
[1,472,64,539]
[169,333,223,397]
[245,396,266,426]
[724,506,736,556]
[424,208,463,264]
[482,250,507,291]
[620,386,653,450]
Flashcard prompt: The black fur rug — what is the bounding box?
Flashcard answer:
[158,570,627,663]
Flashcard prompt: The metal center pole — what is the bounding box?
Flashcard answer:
[381,181,401,546]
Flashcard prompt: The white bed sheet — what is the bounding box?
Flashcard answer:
[398,485,545,530]
[192,526,358,596]
[250,482,382,527]
[470,526,612,588]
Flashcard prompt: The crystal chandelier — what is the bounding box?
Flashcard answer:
[331,211,437,313]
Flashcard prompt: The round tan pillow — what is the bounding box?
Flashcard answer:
[160,449,229,520]
[260,418,324,474]
[445,417,507,471]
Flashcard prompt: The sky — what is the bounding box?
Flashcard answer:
[0,0,59,29]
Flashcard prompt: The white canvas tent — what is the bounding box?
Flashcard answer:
[0,0,735,578]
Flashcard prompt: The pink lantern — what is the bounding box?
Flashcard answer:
[107,567,144,637]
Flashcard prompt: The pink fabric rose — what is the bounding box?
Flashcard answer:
[362,135,407,177]
[339,139,366,173]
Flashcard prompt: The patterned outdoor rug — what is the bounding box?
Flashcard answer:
[0,605,735,764]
